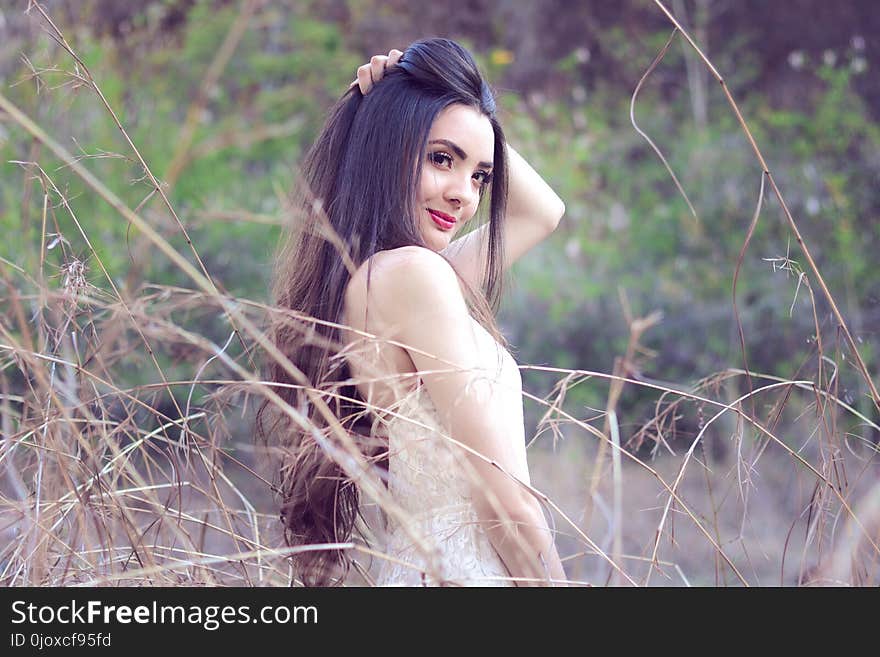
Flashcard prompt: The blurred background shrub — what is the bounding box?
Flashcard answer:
[1,0,877,455]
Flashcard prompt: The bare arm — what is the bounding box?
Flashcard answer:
[368,246,566,585]
[442,143,566,291]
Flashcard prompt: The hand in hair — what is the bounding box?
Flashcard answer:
[348,48,403,95]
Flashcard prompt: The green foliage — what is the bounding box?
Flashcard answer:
[2,2,361,303]
[501,42,879,428]
[2,6,877,428]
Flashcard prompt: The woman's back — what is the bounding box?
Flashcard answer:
[340,248,423,414]
[341,247,530,585]
[374,317,525,585]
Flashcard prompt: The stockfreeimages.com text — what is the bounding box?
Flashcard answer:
[11,600,317,631]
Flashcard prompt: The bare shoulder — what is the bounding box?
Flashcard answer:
[369,246,458,289]
[351,246,467,335]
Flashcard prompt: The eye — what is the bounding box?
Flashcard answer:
[429,151,453,168]
[473,170,493,186]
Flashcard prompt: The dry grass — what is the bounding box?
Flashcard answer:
[1,1,878,587]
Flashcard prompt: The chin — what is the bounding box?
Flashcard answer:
[420,226,452,252]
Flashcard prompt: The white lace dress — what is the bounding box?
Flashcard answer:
[373,318,530,587]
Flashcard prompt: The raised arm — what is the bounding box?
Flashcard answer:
[367,246,566,585]
[442,143,565,290]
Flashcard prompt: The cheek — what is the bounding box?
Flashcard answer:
[417,168,440,202]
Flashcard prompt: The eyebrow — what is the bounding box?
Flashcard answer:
[428,139,493,170]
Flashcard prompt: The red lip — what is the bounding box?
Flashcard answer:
[428,209,456,231]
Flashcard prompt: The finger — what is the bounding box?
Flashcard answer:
[388,48,403,67]
[370,54,388,85]
[356,64,373,95]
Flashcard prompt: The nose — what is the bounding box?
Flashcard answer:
[443,171,477,210]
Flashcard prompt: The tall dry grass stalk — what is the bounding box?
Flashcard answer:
[0,1,877,586]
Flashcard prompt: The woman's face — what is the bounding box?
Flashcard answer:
[416,103,495,252]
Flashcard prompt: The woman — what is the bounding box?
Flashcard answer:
[261,38,567,586]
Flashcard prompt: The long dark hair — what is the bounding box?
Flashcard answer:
[258,38,509,585]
